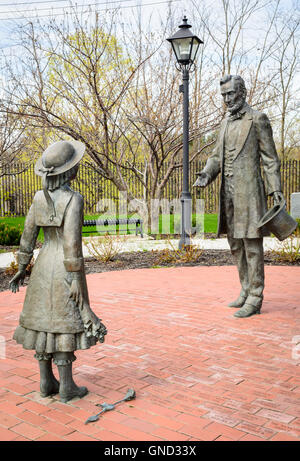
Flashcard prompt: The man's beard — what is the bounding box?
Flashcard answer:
[227,96,246,114]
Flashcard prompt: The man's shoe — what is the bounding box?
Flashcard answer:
[228,295,247,308]
[234,303,261,318]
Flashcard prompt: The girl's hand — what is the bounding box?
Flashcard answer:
[9,270,26,293]
[69,278,84,309]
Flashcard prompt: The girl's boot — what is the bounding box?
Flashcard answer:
[54,352,88,403]
[35,353,60,397]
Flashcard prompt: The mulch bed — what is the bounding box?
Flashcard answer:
[1,245,299,293]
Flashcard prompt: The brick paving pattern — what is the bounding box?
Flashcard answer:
[0,265,299,441]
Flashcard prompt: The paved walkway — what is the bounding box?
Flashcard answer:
[0,265,299,441]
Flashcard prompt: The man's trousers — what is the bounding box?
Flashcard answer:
[223,177,264,308]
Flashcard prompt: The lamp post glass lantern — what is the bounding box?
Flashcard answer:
[167,17,203,248]
[167,16,202,66]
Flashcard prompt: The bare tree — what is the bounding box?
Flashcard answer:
[1,1,299,222]
[271,14,300,159]
[0,7,217,226]
[0,104,29,178]
[190,0,300,156]
[123,51,217,201]
[1,10,160,198]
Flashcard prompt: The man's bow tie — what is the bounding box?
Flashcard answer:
[228,110,245,121]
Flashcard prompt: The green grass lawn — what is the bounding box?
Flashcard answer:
[0,216,25,227]
[0,213,218,242]
[203,213,218,233]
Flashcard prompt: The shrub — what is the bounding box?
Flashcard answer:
[0,222,22,246]
[83,233,124,263]
[153,237,203,265]
[272,219,300,263]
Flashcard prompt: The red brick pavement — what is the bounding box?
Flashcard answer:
[0,265,299,441]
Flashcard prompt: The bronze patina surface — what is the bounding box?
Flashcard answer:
[194,75,283,318]
[10,140,107,402]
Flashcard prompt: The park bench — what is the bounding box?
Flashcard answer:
[83,218,143,237]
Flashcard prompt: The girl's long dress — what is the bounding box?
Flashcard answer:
[13,186,105,353]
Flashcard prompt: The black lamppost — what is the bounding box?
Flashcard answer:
[167,17,203,248]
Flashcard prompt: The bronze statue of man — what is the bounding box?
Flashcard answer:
[10,140,107,402]
[194,75,283,318]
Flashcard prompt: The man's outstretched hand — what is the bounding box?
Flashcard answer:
[193,172,210,188]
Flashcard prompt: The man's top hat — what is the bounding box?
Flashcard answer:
[257,199,298,241]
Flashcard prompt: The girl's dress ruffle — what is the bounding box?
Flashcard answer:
[13,325,97,353]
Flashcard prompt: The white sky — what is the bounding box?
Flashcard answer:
[0,0,298,94]
[0,0,297,47]
[0,0,298,134]
[0,0,186,38]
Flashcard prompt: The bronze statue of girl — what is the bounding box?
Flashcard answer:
[10,140,107,403]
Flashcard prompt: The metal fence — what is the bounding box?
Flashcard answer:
[0,160,299,216]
